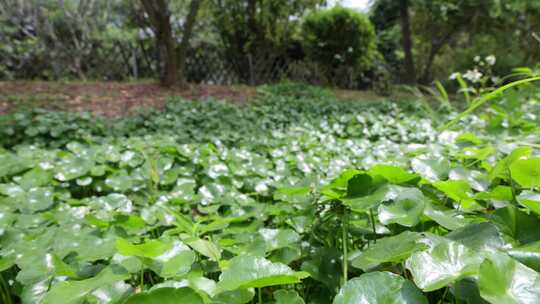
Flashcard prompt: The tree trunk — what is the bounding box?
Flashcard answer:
[161,21,177,87]
[419,29,457,84]
[399,0,416,84]
[140,0,177,87]
[419,44,439,84]
[178,0,203,88]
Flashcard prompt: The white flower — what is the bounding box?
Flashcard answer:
[491,76,501,83]
[463,69,483,83]
[485,55,496,66]
[474,56,481,62]
[449,72,460,80]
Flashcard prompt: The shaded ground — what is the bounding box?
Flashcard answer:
[0,81,394,118]
[0,81,258,118]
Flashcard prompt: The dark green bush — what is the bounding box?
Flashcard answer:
[257,80,335,100]
[301,6,378,79]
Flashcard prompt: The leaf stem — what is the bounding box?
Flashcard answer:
[514,142,540,148]
[147,271,155,287]
[369,208,377,244]
[342,207,349,285]
[506,165,518,203]
[258,287,262,304]
[0,273,12,304]
[400,262,408,280]
[438,286,449,304]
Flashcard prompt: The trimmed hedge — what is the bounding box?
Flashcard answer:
[301,6,378,74]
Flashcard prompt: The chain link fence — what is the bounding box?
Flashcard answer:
[184,46,333,87]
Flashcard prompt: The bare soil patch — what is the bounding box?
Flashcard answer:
[0,81,257,118]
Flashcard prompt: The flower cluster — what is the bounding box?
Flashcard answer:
[451,55,497,83]
[463,69,483,83]
[448,55,500,98]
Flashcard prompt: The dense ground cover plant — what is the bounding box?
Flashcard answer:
[0,82,539,303]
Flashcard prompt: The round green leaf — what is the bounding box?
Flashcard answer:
[258,228,300,252]
[217,255,309,291]
[489,206,540,244]
[274,289,305,304]
[369,164,419,184]
[42,266,130,304]
[479,253,540,304]
[124,287,203,304]
[18,167,53,190]
[378,196,425,227]
[508,240,540,272]
[517,190,540,215]
[351,231,427,271]
[54,155,94,181]
[115,238,171,258]
[149,241,196,278]
[333,272,427,304]
[510,158,540,188]
[405,236,484,292]
[446,222,506,253]
[17,187,55,213]
[433,180,480,211]
[411,158,450,182]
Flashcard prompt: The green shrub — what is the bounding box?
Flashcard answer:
[257,80,335,100]
[301,6,378,79]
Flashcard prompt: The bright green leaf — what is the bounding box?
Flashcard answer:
[333,272,427,304]
[124,287,203,304]
[351,231,427,270]
[406,236,484,292]
[42,265,130,304]
[217,255,309,291]
[478,253,540,304]
[510,158,540,188]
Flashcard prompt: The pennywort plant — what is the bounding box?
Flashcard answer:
[0,82,539,303]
